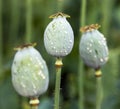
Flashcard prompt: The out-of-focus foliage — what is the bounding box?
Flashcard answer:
[0,0,120,109]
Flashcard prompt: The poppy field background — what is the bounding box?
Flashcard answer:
[0,0,120,109]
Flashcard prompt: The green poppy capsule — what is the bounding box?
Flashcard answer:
[79,24,109,69]
[11,44,49,98]
[44,12,74,57]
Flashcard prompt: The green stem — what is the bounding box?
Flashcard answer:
[57,0,64,12]
[31,105,38,109]
[54,58,63,109]
[0,0,3,76]
[81,0,86,26]
[78,0,86,109]
[101,0,114,36]
[26,0,32,43]
[95,70,103,109]
[10,0,20,43]
[78,61,84,109]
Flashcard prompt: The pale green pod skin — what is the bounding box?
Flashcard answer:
[11,46,49,98]
[80,29,109,69]
[44,16,74,57]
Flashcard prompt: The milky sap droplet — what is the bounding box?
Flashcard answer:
[100,58,104,62]
[64,31,68,34]
[21,82,26,88]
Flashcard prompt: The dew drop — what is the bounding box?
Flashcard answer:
[89,49,92,53]
[99,40,104,45]
[89,43,92,47]
[21,82,26,88]
[40,65,44,69]
[67,46,70,49]
[33,89,37,94]
[103,37,106,41]
[53,46,56,50]
[87,47,90,50]
[69,40,72,43]
[41,73,46,79]
[100,58,104,62]
[51,46,55,50]
[64,31,68,34]
[32,82,36,89]
[64,50,68,55]
[90,39,94,43]
[60,50,63,53]
[50,42,54,45]
[38,71,45,79]
[94,55,97,58]
[38,71,42,76]
[56,50,58,53]
[27,63,31,66]
[38,61,42,66]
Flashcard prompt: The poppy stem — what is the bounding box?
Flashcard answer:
[26,0,32,42]
[95,69,103,109]
[78,0,87,109]
[54,57,63,109]
[29,98,39,109]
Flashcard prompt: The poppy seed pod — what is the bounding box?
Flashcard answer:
[44,12,74,57]
[11,43,49,98]
[79,24,109,69]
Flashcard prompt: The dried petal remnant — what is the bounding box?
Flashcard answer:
[14,43,37,51]
[80,24,101,32]
[49,12,70,19]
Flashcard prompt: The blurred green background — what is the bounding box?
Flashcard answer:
[0,0,120,109]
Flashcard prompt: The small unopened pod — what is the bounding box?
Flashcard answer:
[79,24,109,69]
[44,12,74,57]
[11,43,49,98]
